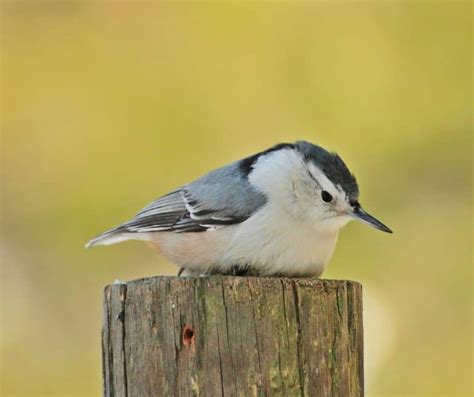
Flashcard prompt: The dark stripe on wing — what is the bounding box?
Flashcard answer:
[121,182,258,234]
[122,210,247,234]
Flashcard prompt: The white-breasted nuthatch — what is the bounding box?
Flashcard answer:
[86,141,392,277]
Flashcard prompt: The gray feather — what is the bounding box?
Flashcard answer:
[95,160,267,237]
[183,160,267,222]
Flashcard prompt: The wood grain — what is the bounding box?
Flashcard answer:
[102,276,363,397]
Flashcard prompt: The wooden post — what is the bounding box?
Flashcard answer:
[102,276,364,396]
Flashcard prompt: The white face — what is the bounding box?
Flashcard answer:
[303,162,354,231]
[248,149,355,232]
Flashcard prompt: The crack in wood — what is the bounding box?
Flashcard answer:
[291,280,306,397]
[220,280,238,395]
[119,284,128,397]
[103,288,114,396]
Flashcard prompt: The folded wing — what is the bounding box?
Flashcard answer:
[86,160,267,247]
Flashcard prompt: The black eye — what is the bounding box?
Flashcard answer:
[321,191,333,203]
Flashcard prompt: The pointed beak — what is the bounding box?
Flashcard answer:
[352,203,393,234]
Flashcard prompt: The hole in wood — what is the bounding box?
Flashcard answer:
[182,324,195,348]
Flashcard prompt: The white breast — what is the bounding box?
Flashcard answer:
[222,203,339,276]
[153,203,339,277]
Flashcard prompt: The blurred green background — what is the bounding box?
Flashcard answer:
[1,1,472,396]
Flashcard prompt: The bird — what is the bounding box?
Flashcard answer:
[86,140,392,277]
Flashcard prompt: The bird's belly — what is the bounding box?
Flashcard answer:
[223,219,339,277]
[152,211,339,277]
[151,230,233,272]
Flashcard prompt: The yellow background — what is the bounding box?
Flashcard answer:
[1,1,472,396]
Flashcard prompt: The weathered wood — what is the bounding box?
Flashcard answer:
[102,276,363,397]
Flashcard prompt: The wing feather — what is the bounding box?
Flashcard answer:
[112,160,268,234]
[120,190,247,234]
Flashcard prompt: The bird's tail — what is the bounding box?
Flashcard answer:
[85,226,126,248]
[85,225,150,248]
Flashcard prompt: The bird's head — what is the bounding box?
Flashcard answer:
[246,140,393,234]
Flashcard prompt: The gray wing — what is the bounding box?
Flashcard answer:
[120,161,267,233]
